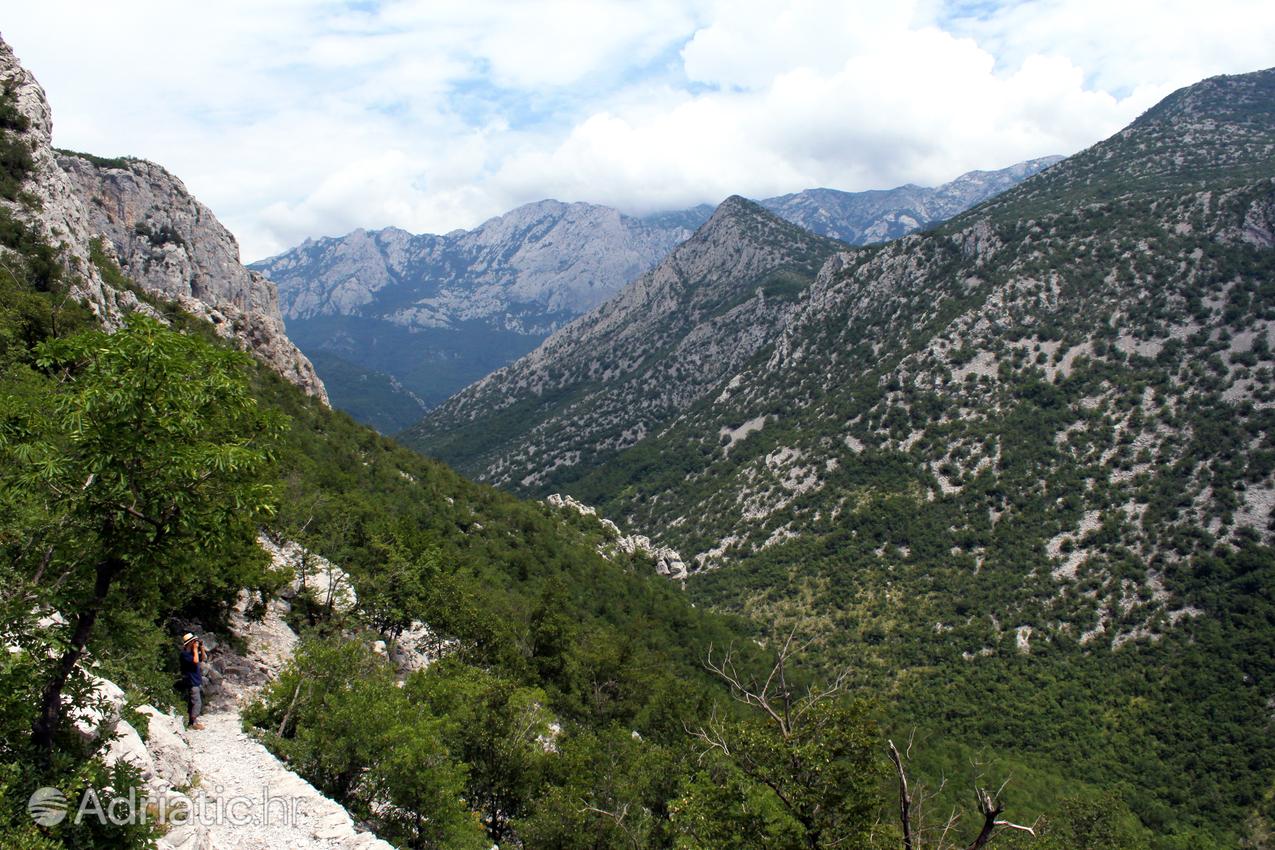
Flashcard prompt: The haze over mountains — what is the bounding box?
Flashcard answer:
[252,157,1060,431]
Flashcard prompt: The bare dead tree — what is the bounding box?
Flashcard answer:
[690,629,877,849]
[887,735,1039,850]
[889,738,916,850]
[694,631,1038,850]
[696,628,850,743]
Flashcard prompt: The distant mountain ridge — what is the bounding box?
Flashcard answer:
[759,155,1062,243]
[268,200,689,329]
[252,158,1059,430]
[403,195,844,485]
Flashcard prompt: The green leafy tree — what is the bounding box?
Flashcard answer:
[410,659,551,843]
[0,315,283,755]
[519,726,679,850]
[1032,793,1150,850]
[677,635,884,850]
[358,526,441,639]
[372,715,485,850]
[672,762,804,850]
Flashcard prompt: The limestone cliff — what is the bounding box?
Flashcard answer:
[0,37,327,403]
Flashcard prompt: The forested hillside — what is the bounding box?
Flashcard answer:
[0,46,1118,850]
[414,68,1275,846]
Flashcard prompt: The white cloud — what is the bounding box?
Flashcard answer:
[944,0,1275,95]
[3,0,1273,261]
[486,5,1149,213]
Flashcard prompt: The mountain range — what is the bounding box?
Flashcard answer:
[408,67,1275,841]
[6,22,1273,843]
[252,157,1060,431]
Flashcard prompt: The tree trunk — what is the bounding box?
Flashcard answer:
[277,681,304,738]
[31,555,123,758]
[888,740,915,850]
[964,790,1005,850]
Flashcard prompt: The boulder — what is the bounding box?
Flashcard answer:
[71,675,126,741]
[135,705,195,789]
[102,718,158,783]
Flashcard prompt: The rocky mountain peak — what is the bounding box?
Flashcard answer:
[405,194,843,485]
[680,195,830,266]
[709,193,758,218]
[0,38,52,144]
[1134,66,1275,129]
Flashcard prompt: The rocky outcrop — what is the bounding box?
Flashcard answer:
[258,534,358,616]
[0,37,327,403]
[546,493,688,581]
[58,154,328,403]
[0,39,155,327]
[375,620,456,676]
[63,672,210,850]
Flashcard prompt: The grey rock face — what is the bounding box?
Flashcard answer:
[58,154,329,403]
[250,201,702,428]
[0,37,327,403]
[0,38,145,327]
[59,156,278,314]
[259,200,695,329]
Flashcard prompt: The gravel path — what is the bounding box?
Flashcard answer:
[174,593,394,850]
[184,710,389,850]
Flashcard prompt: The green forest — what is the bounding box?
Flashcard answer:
[0,209,1130,850]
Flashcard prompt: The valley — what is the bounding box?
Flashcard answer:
[412,67,1275,844]
[1,22,1272,850]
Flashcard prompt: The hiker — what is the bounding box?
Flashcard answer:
[179,632,206,730]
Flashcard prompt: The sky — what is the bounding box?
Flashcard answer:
[4,1,1275,262]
